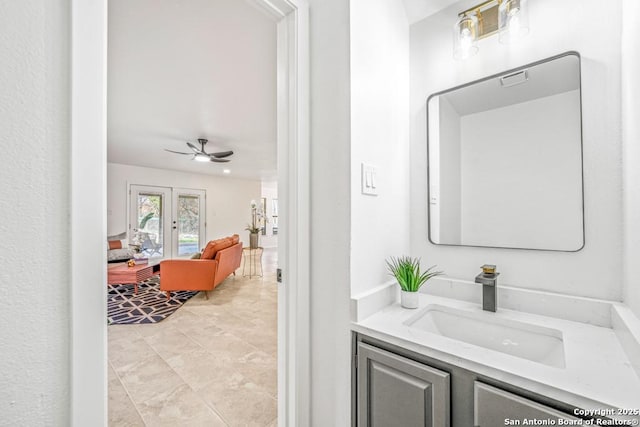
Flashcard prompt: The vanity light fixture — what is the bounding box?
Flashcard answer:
[453,0,529,60]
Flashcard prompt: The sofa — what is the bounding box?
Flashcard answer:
[159,234,243,299]
[107,232,135,263]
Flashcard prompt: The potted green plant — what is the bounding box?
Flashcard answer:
[386,256,443,309]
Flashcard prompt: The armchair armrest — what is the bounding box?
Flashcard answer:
[213,243,243,287]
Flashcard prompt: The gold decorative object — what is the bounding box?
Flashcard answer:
[481,264,496,274]
[127,259,136,267]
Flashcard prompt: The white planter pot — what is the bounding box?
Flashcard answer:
[400,290,419,309]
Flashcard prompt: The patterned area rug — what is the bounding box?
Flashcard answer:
[107,275,198,324]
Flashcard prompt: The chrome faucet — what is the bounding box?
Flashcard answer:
[475,264,499,312]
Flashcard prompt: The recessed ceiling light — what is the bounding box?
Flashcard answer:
[223,169,231,174]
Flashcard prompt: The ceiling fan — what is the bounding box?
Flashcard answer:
[165,138,233,163]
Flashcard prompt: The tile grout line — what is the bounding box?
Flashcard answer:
[108,359,148,426]
[143,310,240,427]
[139,327,227,424]
[148,314,232,426]
[118,326,191,426]
[108,324,151,426]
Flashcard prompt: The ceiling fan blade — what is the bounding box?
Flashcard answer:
[211,150,234,158]
[164,149,193,155]
[209,157,230,163]
[186,142,201,153]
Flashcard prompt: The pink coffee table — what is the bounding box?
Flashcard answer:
[107,263,154,294]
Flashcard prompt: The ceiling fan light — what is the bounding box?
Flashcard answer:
[194,153,210,162]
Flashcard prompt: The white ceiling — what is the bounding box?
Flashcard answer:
[107,0,277,180]
[401,0,460,24]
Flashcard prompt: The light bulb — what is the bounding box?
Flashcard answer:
[460,28,473,51]
[194,153,210,162]
[508,13,521,39]
[453,15,478,60]
[499,0,529,44]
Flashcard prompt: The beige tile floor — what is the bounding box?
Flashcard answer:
[108,248,278,427]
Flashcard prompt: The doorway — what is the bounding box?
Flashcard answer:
[70,1,309,425]
[129,185,206,260]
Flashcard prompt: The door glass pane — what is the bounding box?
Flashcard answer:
[177,195,200,256]
[136,193,164,258]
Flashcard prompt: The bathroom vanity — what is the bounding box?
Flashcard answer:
[354,334,582,426]
[351,290,640,427]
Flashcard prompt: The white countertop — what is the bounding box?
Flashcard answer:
[352,293,640,418]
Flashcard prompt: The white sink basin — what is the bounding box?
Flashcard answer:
[404,304,566,368]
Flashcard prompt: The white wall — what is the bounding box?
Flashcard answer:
[308,0,352,424]
[0,0,70,424]
[622,0,640,317]
[350,0,410,296]
[260,180,278,248]
[410,0,622,300]
[108,163,261,246]
[458,91,583,250]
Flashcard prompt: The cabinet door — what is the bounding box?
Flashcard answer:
[357,342,450,427]
[474,382,581,426]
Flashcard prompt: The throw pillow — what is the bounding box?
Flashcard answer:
[108,240,123,250]
[190,252,201,259]
[230,234,240,244]
[201,241,217,259]
[202,238,234,259]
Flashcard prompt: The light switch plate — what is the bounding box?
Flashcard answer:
[361,163,378,196]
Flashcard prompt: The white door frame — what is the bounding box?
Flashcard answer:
[128,184,207,259]
[70,0,310,425]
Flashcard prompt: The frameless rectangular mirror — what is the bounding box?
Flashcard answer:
[427,52,584,251]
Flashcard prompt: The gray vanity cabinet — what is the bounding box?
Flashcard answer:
[357,342,451,427]
[474,382,582,426]
[353,334,598,427]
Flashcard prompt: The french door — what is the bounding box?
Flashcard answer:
[129,185,206,259]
